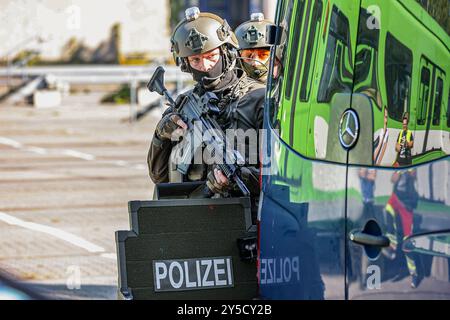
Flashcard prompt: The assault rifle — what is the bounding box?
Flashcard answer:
[147,66,250,197]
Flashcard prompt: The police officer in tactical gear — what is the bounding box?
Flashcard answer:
[147,7,265,201]
[235,13,274,83]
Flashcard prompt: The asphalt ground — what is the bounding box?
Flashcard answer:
[0,92,160,299]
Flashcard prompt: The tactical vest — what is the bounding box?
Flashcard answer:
[168,76,263,183]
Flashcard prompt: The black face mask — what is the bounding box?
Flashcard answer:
[191,56,224,83]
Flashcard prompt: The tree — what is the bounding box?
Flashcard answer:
[416,0,450,35]
[170,0,185,31]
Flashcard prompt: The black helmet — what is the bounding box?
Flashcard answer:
[235,13,274,50]
[171,7,240,76]
[235,13,274,81]
[171,7,238,58]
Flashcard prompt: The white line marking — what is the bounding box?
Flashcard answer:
[100,253,117,260]
[0,211,105,254]
[24,146,48,155]
[0,136,141,172]
[133,164,146,171]
[114,160,128,166]
[1,137,124,261]
[62,149,96,161]
[0,137,23,148]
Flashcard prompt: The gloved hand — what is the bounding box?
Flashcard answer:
[155,112,187,141]
[206,166,232,195]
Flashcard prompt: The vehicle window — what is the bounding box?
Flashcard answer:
[447,89,450,128]
[355,48,372,86]
[417,67,431,125]
[432,77,444,126]
[317,5,352,103]
[285,0,305,100]
[268,0,294,128]
[275,0,294,76]
[354,8,381,110]
[299,0,323,102]
[384,33,413,122]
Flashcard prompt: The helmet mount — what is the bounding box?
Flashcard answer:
[185,28,209,52]
[185,7,200,21]
[243,26,264,45]
[235,12,274,50]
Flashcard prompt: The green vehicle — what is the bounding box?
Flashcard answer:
[270,0,449,166]
[259,0,450,299]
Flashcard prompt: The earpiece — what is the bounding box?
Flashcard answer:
[179,58,191,73]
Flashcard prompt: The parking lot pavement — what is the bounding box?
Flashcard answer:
[0,93,162,299]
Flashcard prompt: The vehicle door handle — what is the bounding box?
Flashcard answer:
[349,231,390,247]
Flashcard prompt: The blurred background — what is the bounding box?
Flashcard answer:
[0,0,275,65]
[0,0,276,105]
[0,0,275,300]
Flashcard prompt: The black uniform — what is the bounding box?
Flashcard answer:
[147,68,265,198]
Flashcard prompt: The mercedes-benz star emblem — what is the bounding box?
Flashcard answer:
[339,109,359,150]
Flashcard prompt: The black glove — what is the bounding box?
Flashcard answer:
[206,166,232,195]
[155,112,186,141]
[206,166,260,196]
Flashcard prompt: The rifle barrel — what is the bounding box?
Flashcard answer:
[163,90,176,106]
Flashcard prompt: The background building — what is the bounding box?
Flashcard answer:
[171,0,276,29]
[0,0,171,64]
[0,0,277,66]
